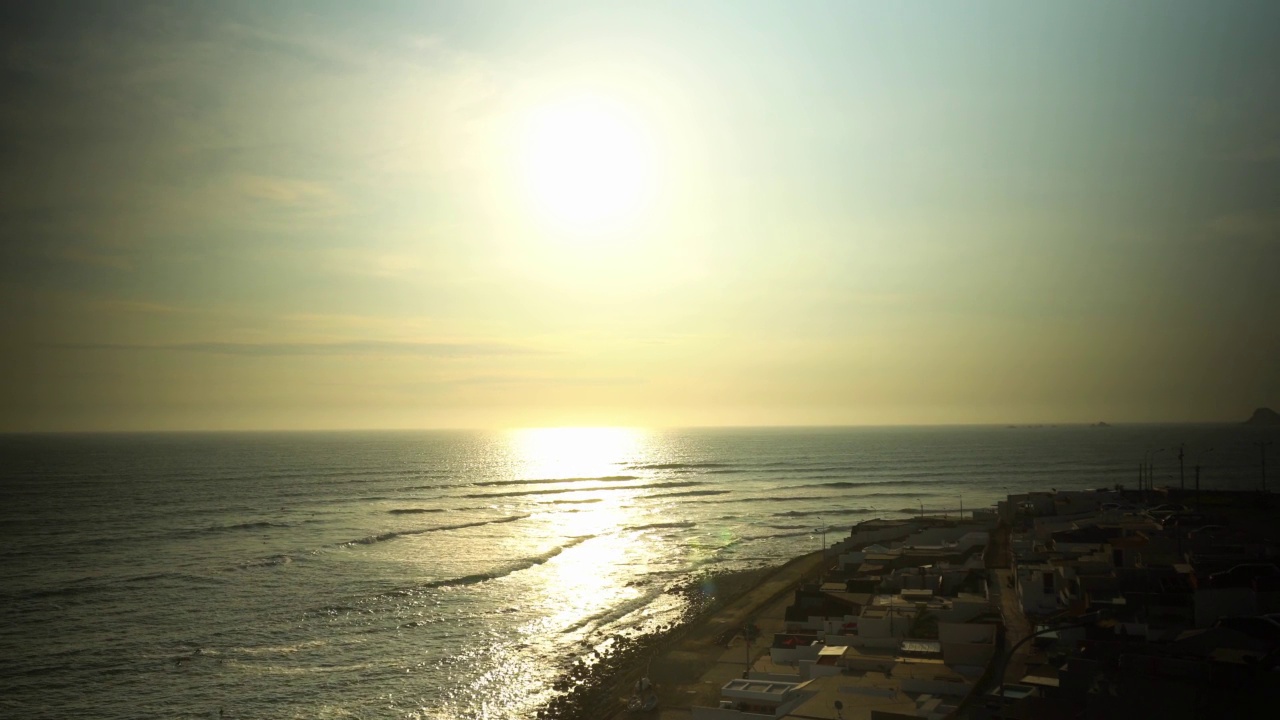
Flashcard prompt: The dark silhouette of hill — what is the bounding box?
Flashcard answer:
[1245,407,1280,425]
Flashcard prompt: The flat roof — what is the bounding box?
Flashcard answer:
[990,683,1037,700]
[780,674,916,720]
[722,678,810,702]
[900,640,943,654]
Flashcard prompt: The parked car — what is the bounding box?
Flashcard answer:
[1186,525,1229,540]
[1161,513,1209,529]
[1214,616,1280,645]
[1207,563,1280,589]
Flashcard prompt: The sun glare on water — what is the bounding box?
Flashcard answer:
[518,98,656,233]
[509,426,645,480]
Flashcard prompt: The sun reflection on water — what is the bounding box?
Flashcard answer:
[508,426,644,480]
[497,427,678,713]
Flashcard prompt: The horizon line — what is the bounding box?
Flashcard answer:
[0,419,1261,436]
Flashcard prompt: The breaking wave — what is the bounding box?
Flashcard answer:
[471,475,638,487]
[385,536,596,593]
[341,514,530,547]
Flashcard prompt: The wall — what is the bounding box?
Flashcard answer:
[942,641,995,667]
[797,660,842,680]
[849,523,921,548]
[938,598,990,623]
[1016,564,1062,615]
[838,550,865,570]
[690,706,776,720]
[939,622,996,644]
[769,642,821,666]
[899,676,973,697]
[857,612,911,639]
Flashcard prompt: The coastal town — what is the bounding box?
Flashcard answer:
[605,484,1280,720]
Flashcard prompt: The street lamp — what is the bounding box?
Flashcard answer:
[1142,447,1164,496]
[1195,448,1215,508]
[815,517,828,584]
[997,612,1110,698]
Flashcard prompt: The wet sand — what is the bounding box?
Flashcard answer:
[536,550,826,719]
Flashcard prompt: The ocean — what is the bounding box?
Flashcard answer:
[1,424,1273,719]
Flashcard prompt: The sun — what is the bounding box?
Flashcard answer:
[518,97,655,232]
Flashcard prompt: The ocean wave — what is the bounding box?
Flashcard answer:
[649,489,730,499]
[166,519,296,538]
[750,529,821,540]
[387,508,445,515]
[387,535,596,594]
[559,590,659,635]
[715,494,833,504]
[208,520,294,532]
[771,507,877,518]
[234,554,296,570]
[471,475,638,487]
[791,478,957,489]
[627,520,697,532]
[627,462,736,470]
[462,479,704,500]
[341,514,530,547]
[121,571,228,585]
[460,485,624,499]
[11,569,235,601]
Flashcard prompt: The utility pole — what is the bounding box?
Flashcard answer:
[1195,464,1201,509]
[1178,444,1186,491]
[1143,448,1164,499]
[1195,448,1215,509]
[821,523,827,584]
[1258,442,1273,492]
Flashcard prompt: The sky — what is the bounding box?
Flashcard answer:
[1,1,1278,432]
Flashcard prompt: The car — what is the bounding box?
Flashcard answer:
[1186,525,1229,540]
[1215,616,1280,645]
[1161,513,1209,529]
[1207,564,1280,589]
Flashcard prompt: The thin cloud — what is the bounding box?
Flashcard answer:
[49,340,543,357]
[453,375,646,387]
[234,174,337,206]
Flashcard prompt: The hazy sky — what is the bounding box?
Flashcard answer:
[2,1,1278,431]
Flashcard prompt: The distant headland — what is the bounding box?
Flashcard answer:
[1245,407,1280,425]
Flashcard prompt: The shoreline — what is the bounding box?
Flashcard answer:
[536,550,827,720]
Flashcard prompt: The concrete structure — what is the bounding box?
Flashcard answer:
[691,678,814,719]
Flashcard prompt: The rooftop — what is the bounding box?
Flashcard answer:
[722,678,811,702]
